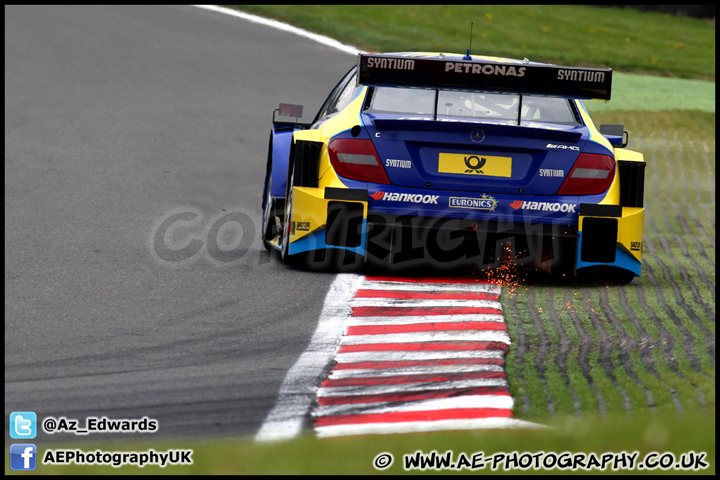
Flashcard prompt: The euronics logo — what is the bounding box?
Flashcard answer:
[449,195,498,211]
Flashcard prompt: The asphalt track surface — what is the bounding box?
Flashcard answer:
[5,5,355,441]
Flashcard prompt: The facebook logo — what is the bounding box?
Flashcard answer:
[10,411,37,439]
[10,444,37,470]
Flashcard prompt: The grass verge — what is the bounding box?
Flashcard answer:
[236,5,715,80]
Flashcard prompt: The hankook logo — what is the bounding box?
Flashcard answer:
[371,191,439,204]
[470,128,485,143]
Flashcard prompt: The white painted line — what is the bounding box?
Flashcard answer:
[360,281,502,293]
[328,363,504,379]
[335,349,505,363]
[340,331,512,345]
[317,378,509,397]
[347,314,506,326]
[315,395,514,417]
[254,274,359,442]
[193,5,364,56]
[316,417,544,438]
[350,298,503,309]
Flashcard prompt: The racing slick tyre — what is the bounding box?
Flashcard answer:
[281,165,302,266]
[280,175,292,263]
[261,175,282,251]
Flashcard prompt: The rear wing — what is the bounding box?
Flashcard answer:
[357,53,612,101]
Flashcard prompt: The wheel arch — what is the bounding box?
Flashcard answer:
[269,126,296,199]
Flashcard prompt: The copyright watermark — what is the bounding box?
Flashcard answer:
[385,449,710,472]
[149,207,261,267]
[373,452,394,470]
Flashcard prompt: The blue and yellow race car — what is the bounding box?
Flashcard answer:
[261,52,645,282]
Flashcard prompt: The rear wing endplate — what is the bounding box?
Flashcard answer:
[357,53,612,101]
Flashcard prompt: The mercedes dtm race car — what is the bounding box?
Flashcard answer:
[261,52,645,282]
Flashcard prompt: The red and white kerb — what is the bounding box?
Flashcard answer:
[312,275,526,438]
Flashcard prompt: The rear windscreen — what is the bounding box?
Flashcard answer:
[365,86,581,125]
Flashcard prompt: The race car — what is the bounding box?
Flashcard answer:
[261,52,645,282]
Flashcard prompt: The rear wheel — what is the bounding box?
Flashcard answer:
[281,167,296,264]
[261,176,282,251]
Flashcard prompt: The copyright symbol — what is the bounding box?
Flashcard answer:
[43,418,56,433]
[373,452,393,470]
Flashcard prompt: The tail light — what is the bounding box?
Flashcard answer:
[558,153,615,195]
[328,139,390,184]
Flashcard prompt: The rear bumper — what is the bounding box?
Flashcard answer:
[285,185,642,275]
[363,213,578,272]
